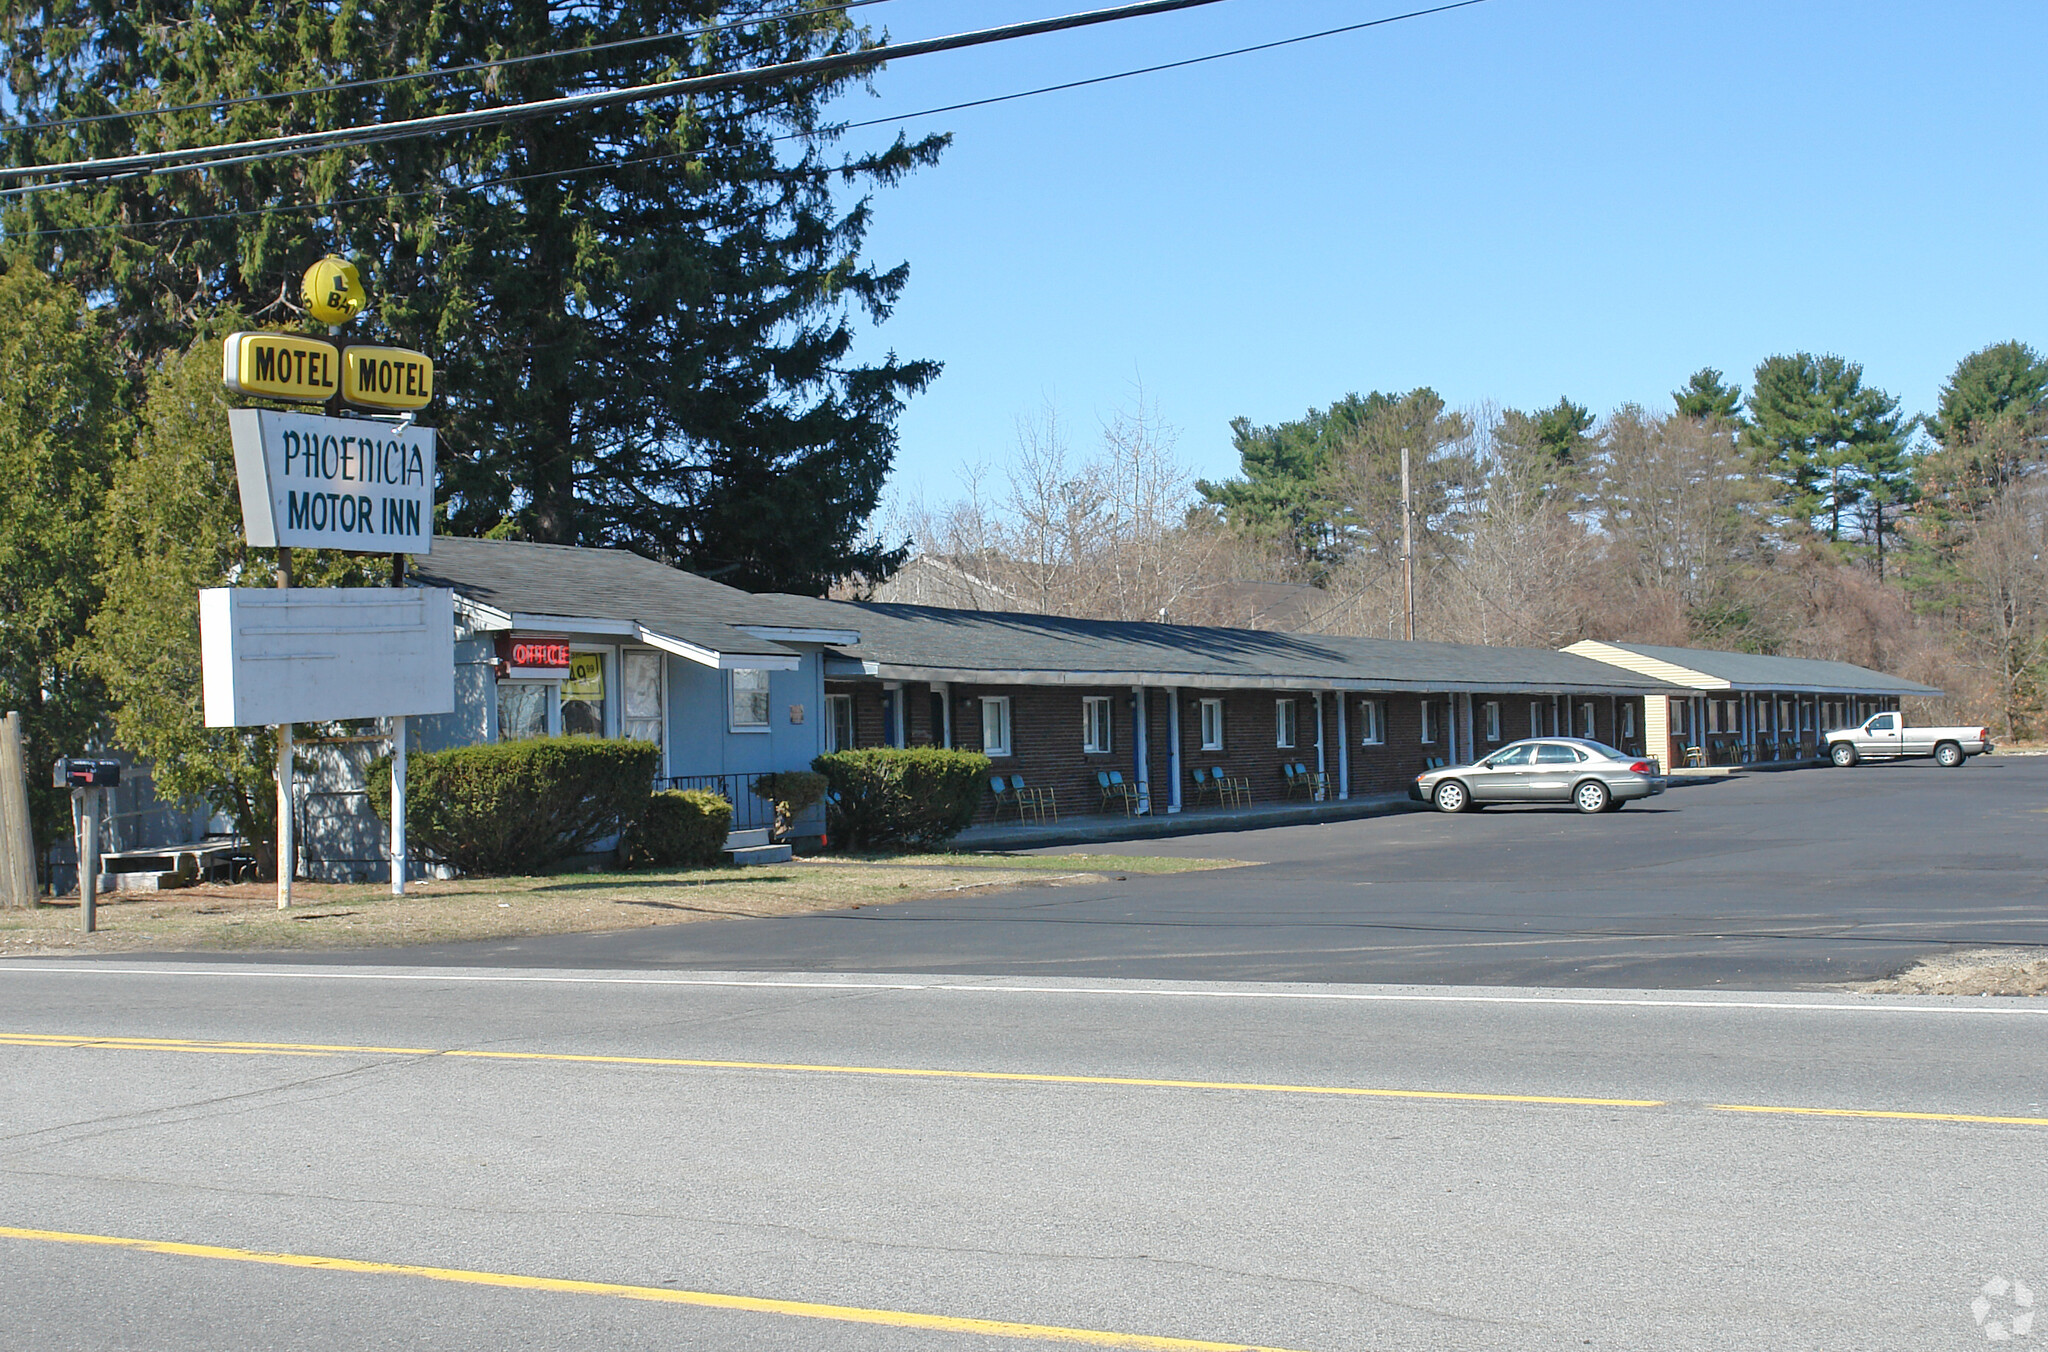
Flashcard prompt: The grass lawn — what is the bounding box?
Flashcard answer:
[0,850,1248,957]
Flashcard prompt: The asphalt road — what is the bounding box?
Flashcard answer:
[268,755,2048,989]
[2,962,2045,1350]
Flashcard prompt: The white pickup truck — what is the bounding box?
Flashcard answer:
[1823,712,1994,768]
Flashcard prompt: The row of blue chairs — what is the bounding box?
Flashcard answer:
[1189,766,1249,807]
[988,774,1056,823]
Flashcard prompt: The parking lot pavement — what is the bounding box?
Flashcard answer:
[127,755,2048,989]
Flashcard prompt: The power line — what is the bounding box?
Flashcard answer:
[0,0,1493,236]
[0,0,1243,187]
[6,0,894,137]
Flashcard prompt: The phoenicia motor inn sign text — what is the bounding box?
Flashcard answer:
[229,407,436,553]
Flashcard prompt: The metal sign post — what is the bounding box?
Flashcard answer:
[390,715,407,896]
[276,725,294,910]
[75,786,98,934]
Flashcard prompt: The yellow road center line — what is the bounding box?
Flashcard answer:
[1711,1103,2048,1127]
[0,1031,1658,1108]
[0,1224,1307,1351]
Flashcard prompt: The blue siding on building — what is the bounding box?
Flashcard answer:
[662,649,830,778]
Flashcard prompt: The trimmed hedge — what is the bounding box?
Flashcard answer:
[751,770,827,840]
[627,789,733,868]
[367,736,657,876]
[812,747,990,851]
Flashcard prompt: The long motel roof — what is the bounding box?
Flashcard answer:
[1561,640,1942,697]
[410,539,1884,697]
[777,600,1686,695]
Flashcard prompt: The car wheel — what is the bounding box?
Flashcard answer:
[1935,741,1964,768]
[1830,742,1858,767]
[1432,780,1470,813]
[1573,780,1610,814]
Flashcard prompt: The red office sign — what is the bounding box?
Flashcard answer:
[498,633,572,679]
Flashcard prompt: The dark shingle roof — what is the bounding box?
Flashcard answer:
[408,537,797,659]
[1587,641,1940,695]
[786,600,1683,693]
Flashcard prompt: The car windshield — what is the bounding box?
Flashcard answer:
[1579,740,1629,761]
[1484,745,1535,767]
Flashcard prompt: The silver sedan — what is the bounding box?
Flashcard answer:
[1412,738,1666,814]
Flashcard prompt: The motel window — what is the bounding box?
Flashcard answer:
[1358,699,1383,746]
[561,652,606,737]
[497,682,550,741]
[1420,701,1436,745]
[622,650,663,748]
[980,696,1012,757]
[1576,702,1594,738]
[1622,702,1636,741]
[1275,698,1298,749]
[1199,698,1224,751]
[825,694,855,752]
[1082,696,1113,754]
[1483,701,1502,743]
[729,669,771,732]
[1529,701,1544,738]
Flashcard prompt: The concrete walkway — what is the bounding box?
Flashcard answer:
[955,791,1418,850]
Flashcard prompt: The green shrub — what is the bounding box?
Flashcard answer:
[812,747,990,851]
[367,736,658,876]
[751,770,828,840]
[626,789,733,868]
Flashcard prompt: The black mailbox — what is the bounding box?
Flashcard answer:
[54,758,121,789]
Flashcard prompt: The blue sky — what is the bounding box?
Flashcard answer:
[824,0,2047,499]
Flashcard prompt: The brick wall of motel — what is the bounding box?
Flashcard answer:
[826,679,1646,821]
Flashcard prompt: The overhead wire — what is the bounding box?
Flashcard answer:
[7,0,896,137]
[1,0,1493,237]
[0,0,1244,187]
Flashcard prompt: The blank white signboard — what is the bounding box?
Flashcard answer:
[201,587,456,727]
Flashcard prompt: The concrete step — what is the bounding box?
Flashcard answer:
[726,843,793,866]
[723,827,771,851]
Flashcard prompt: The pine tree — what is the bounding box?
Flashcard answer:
[1743,353,1909,543]
[1673,367,1744,426]
[0,1,943,593]
[1919,341,2048,515]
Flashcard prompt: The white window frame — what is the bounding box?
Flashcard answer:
[1579,701,1596,738]
[1358,699,1383,746]
[980,695,1013,758]
[1622,703,1636,740]
[728,668,772,733]
[619,646,664,750]
[1275,698,1297,749]
[1420,700,1436,745]
[1483,701,1502,742]
[1198,698,1224,752]
[825,692,855,752]
[1082,695,1113,754]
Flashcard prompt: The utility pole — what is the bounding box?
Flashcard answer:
[1400,447,1416,642]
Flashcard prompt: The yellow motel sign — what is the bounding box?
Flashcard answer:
[222,333,436,411]
[222,331,342,403]
[340,345,436,412]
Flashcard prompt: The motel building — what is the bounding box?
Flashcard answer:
[1560,641,1941,770]
[97,538,1940,882]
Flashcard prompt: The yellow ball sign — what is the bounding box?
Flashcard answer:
[301,256,366,326]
